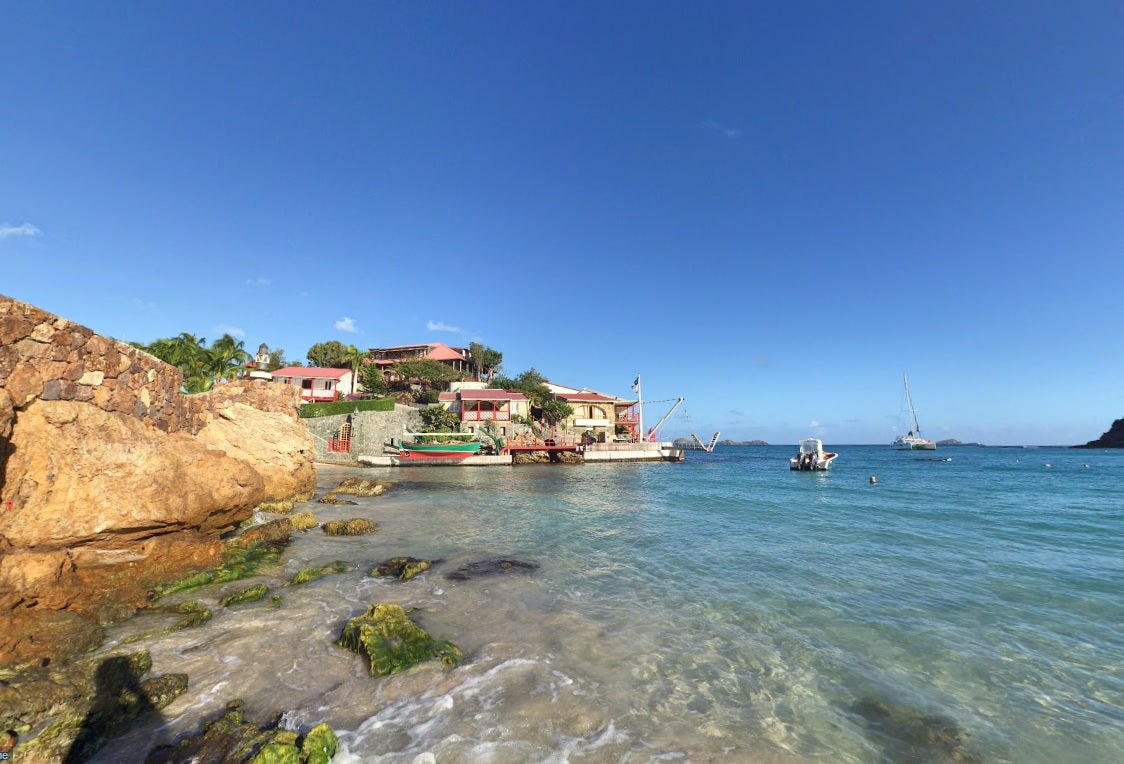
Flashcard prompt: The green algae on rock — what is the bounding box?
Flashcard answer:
[153,542,285,599]
[301,722,339,764]
[370,556,434,582]
[315,493,357,505]
[321,517,378,536]
[285,561,351,586]
[219,583,270,607]
[256,499,296,513]
[337,603,463,676]
[289,511,319,531]
[331,477,392,496]
[122,600,213,644]
[144,700,339,764]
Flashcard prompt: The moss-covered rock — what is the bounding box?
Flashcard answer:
[145,701,272,764]
[230,518,294,549]
[301,722,339,764]
[289,511,319,531]
[370,556,434,582]
[315,494,357,505]
[337,603,463,676]
[145,701,338,764]
[321,518,378,536]
[286,561,351,586]
[256,499,296,514]
[331,477,392,496]
[220,583,270,607]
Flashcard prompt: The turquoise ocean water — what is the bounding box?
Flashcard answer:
[95,445,1123,763]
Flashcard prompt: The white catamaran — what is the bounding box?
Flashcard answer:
[891,373,937,450]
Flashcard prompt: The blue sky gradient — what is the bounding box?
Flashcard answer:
[4,2,1122,445]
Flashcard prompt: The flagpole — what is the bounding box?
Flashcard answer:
[636,375,643,443]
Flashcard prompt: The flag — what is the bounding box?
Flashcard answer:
[631,375,640,392]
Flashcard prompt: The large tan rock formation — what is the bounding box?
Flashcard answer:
[0,295,316,667]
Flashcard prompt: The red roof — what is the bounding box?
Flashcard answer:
[426,343,467,361]
[557,392,618,403]
[272,367,349,379]
[458,389,528,401]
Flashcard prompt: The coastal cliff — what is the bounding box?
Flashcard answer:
[0,295,316,666]
[1076,418,1124,448]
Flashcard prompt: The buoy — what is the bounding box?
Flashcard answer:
[869,476,877,484]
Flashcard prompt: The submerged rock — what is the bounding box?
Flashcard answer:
[219,583,270,607]
[850,696,982,763]
[321,518,378,536]
[337,603,462,676]
[445,557,540,581]
[122,601,212,644]
[370,556,434,582]
[286,561,351,586]
[331,477,392,497]
[315,494,357,505]
[144,699,337,764]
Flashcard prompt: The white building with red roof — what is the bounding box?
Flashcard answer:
[272,366,355,403]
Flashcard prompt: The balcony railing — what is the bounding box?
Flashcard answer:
[461,411,511,421]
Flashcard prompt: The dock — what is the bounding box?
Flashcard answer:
[358,439,685,467]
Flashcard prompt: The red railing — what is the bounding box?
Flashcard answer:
[462,410,511,421]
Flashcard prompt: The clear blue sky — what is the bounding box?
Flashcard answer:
[4,2,1122,445]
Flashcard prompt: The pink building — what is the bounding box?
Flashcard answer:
[272,367,355,403]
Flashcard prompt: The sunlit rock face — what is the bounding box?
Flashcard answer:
[0,294,315,666]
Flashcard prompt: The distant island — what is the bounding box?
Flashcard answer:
[671,438,769,447]
[1075,418,1124,449]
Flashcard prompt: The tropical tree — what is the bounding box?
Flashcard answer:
[468,342,503,381]
[306,340,351,368]
[345,344,367,394]
[137,333,249,393]
[489,367,551,407]
[418,405,462,433]
[391,359,465,392]
[266,348,286,371]
[210,334,251,382]
[358,359,389,396]
[541,398,574,427]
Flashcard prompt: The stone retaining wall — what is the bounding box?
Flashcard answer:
[0,294,303,439]
[303,405,424,461]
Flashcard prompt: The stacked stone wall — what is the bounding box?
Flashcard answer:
[0,294,304,438]
[1,295,189,431]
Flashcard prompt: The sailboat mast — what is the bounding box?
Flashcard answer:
[904,373,920,436]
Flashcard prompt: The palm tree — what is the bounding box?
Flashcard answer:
[346,344,367,396]
[210,334,251,383]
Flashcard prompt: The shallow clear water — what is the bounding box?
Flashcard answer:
[94,446,1124,763]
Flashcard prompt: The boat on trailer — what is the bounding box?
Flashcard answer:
[790,438,838,471]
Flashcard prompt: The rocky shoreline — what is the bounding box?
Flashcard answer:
[0,296,327,760]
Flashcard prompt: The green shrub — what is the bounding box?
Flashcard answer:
[298,397,395,418]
